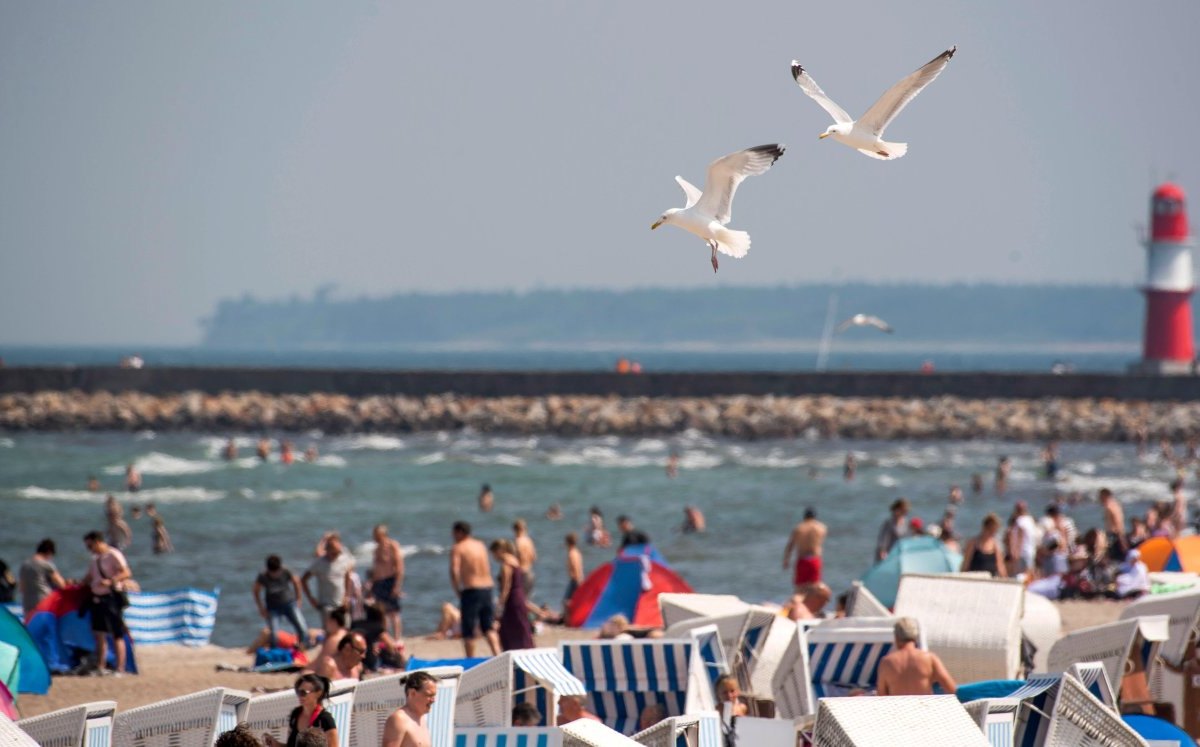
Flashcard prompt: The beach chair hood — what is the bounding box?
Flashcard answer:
[456,649,585,727]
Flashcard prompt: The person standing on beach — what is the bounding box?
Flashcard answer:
[449,521,500,657]
[302,533,355,623]
[371,524,405,639]
[564,533,583,615]
[783,508,827,592]
[382,671,437,747]
[960,514,1007,578]
[81,530,132,675]
[490,539,534,651]
[513,519,538,594]
[19,539,66,614]
[478,484,494,513]
[877,618,956,696]
[875,499,910,562]
[254,555,309,648]
[1100,488,1128,559]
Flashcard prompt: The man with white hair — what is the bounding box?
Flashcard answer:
[876,617,956,696]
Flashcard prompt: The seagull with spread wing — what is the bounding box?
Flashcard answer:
[836,314,894,334]
[651,144,785,272]
[791,46,956,160]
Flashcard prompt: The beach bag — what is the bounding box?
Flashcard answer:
[254,647,295,667]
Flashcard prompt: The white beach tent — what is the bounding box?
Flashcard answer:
[455,649,586,728]
[893,574,1026,683]
[18,700,116,747]
[630,712,721,747]
[350,667,462,747]
[559,639,717,734]
[244,679,356,747]
[1046,615,1169,704]
[811,694,990,747]
[112,687,250,747]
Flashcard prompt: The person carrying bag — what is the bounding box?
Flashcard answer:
[81,530,133,675]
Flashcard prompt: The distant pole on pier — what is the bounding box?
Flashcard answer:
[816,292,838,372]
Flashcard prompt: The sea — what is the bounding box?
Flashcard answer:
[0,344,1178,648]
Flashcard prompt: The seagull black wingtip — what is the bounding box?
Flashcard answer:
[748,144,786,164]
[790,61,804,82]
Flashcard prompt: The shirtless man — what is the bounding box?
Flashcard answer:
[478,484,494,513]
[513,519,538,594]
[564,533,584,614]
[783,508,827,592]
[449,521,500,657]
[372,524,406,639]
[877,618,956,696]
[1100,488,1127,560]
[125,463,142,493]
[558,695,602,724]
[382,671,437,747]
[312,631,366,681]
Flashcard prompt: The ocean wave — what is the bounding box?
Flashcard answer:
[1055,473,1181,503]
[876,474,899,488]
[632,438,669,453]
[333,435,407,451]
[470,453,527,467]
[352,541,448,567]
[414,452,446,465]
[104,452,220,476]
[487,436,538,450]
[15,485,225,503]
[313,454,347,468]
[135,430,156,440]
[266,489,323,501]
[0,438,13,448]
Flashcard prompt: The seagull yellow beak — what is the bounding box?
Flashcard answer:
[651,220,663,230]
[818,132,830,139]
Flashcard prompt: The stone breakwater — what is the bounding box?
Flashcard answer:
[0,390,1194,441]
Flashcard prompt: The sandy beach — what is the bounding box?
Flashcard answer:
[14,598,1131,719]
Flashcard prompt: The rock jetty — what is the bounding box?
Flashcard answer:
[0,390,1189,441]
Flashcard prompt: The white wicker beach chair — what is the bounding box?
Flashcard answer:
[1119,588,1200,730]
[771,617,920,719]
[1046,616,1169,703]
[455,727,563,747]
[811,695,990,747]
[732,607,796,701]
[0,714,40,747]
[560,719,643,747]
[1008,662,1117,747]
[1020,673,1148,747]
[244,679,356,747]
[893,574,1025,683]
[559,639,717,734]
[658,595,749,631]
[630,712,721,747]
[112,687,250,747]
[1020,592,1062,675]
[963,697,1021,747]
[455,649,585,728]
[349,667,462,747]
[18,701,117,747]
[844,582,891,619]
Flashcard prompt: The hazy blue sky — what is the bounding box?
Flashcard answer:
[2,2,1198,345]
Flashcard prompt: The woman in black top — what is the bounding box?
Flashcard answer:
[961,513,1007,578]
[262,674,338,747]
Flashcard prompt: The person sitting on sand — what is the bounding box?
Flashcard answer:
[877,618,956,696]
[558,695,601,724]
[425,602,462,640]
[313,606,349,661]
[714,674,748,717]
[782,582,832,620]
[312,631,366,681]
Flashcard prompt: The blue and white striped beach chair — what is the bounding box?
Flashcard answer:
[684,626,728,693]
[733,608,796,701]
[1009,662,1117,747]
[456,649,585,728]
[245,679,356,747]
[559,640,716,735]
[19,700,117,747]
[455,727,563,747]
[772,617,915,719]
[113,687,250,747]
[1119,588,1200,732]
[631,712,720,747]
[349,666,462,747]
[1016,673,1147,747]
[963,697,1021,747]
[123,588,219,647]
[1046,615,1168,706]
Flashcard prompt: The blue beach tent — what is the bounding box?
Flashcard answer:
[0,607,51,695]
[859,535,963,609]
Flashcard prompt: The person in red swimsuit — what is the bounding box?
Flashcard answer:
[783,508,827,591]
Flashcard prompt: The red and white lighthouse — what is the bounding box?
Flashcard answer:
[1136,183,1196,374]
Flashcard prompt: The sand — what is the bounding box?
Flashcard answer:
[15,598,1132,719]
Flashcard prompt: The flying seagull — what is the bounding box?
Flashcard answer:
[651,144,785,272]
[791,46,956,160]
[836,314,894,334]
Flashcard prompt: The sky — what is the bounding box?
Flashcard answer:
[2,2,1199,345]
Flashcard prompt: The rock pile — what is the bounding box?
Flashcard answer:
[0,390,1187,442]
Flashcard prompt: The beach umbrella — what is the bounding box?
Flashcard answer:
[858,535,963,609]
[0,609,49,695]
[1136,535,1200,573]
[566,544,693,629]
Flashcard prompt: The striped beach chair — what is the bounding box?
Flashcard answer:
[456,649,585,728]
[123,588,218,647]
[112,687,250,747]
[684,626,728,692]
[771,617,917,719]
[18,701,116,747]
[1046,615,1168,706]
[455,728,562,747]
[893,574,1026,684]
[350,667,462,747]
[1015,672,1147,747]
[811,694,990,747]
[733,609,797,702]
[1119,588,1200,730]
[559,719,643,746]
[963,697,1021,747]
[559,640,716,735]
[1006,662,1116,747]
[244,679,356,747]
[631,712,720,747]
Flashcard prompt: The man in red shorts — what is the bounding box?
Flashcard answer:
[783,508,827,592]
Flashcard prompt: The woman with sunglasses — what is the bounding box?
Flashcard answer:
[262,674,338,747]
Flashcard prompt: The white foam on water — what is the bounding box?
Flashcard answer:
[1072,461,1098,475]
[471,453,526,467]
[632,438,669,453]
[1055,473,1181,503]
[0,438,13,448]
[266,489,323,501]
[876,474,899,488]
[313,454,347,467]
[488,436,539,450]
[135,430,156,440]
[678,451,722,469]
[197,435,259,459]
[736,453,805,469]
[414,452,446,465]
[104,452,221,476]
[333,434,407,451]
[15,485,224,503]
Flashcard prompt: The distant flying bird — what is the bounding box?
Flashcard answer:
[791,46,956,160]
[836,314,894,334]
[651,144,785,273]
